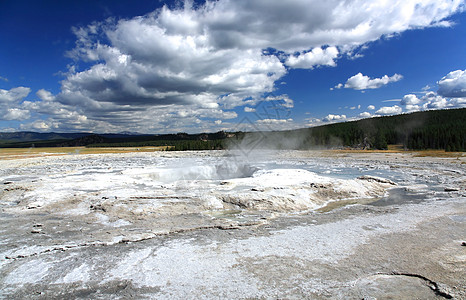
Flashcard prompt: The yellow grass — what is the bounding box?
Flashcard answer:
[0,145,464,160]
[0,146,170,160]
[411,150,465,158]
[330,144,464,158]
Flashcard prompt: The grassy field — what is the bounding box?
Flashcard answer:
[0,145,464,160]
[330,144,465,158]
[0,146,170,160]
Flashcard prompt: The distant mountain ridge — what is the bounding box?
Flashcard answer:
[0,130,232,148]
[0,132,88,142]
[0,131,146,143]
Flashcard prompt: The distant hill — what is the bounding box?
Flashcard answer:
[0,132,90,143]
[0,131,232,150]
[1,108,465,151]
[0,131,149,143]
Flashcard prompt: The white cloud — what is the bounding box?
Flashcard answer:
[6,0,466,132]
[0,87,30,103]
[254,117,296,131]
[437,69,466,98]
[359,112,372,118]
[395,70,466,114]
[331,83,343,90]
[375,105,402,115]
[256,118,293,125]
[20,120,55,132]
[286,46,339,69]
[323,114,346,122]
[263,94,294,108]
[306,117,322,125]
[404,104,421,112]
[0,75,8,82]
[338,73,403,90]
[422,92,448,109]
[449,97,466,108]
[4,108,30,121]
[367,105,375,110]
[244,107,256,112]
[400,94,421,105]
[0,87,32,123]
[36,89,55,101]
[399,87,466,113]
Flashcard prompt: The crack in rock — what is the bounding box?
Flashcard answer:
[378,272,454,299]
[3,221,264,261]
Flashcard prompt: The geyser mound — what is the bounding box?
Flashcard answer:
[145,162,259,183]
[213,169,397,212]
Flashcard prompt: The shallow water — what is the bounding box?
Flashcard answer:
[370,187,432,207]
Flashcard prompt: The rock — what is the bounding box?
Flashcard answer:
[90,204,106,212]
[357,175,397,185]
[26,202,43,209]
[310,183,326,189]
[444,187,460,192]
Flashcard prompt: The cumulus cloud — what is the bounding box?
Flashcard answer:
[398,82,466,114]
[6,0,466,132]
[4,108,30,121]
[422,92,448,109]
[336,73,403,90]
[262,94,294,109]
[244,107,256,113]
[256,118,293,125]
[306,117,322,125]
[400,94,421,106]
[253,118,296,131]
[323,114,346,122]
[20,120,55,131]
[437,69,466,98]
[286,47,339,69]
[404,104,421,112]
[367,105,375,110]
[0,87,30,103]
[36,89,55,101]
[375,105,402,115]
[359,112,373,118]
[0,87,32,123]
[450,97,466,106]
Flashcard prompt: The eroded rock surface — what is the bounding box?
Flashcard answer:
[0,150,464,299]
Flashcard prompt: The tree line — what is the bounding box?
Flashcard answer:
[231,108,466,151]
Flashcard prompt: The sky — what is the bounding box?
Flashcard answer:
[1,0,466,134]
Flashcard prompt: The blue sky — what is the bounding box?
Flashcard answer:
[1,0,466,133]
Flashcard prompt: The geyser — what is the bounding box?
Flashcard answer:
[148,162,259,183]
